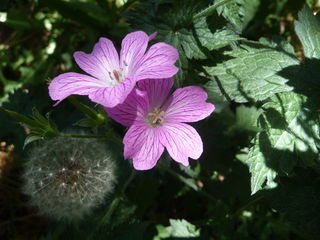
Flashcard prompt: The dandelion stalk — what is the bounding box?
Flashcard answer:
[99,170,136,227]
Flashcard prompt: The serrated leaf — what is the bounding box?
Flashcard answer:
[245,92,320,194]
[169,219,200,237]
[155,219,200,239]
[126,1,241,86]
[194,16,242,52]
[295,6,320,59]
[204,38,299,103]
[216,0,260,32]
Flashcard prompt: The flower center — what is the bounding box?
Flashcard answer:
[146,108,165,127]
[108,69,123,85]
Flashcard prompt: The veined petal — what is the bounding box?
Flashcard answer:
[74,38,119,84]
[163,86,215,123]
[105,89,149,126]
[120,31,149,76]
[89,76,137,108]
[138,78,173,109]
[123,124,164,170]
[134,42,179,80]
[48,72,106,105]
[159,123,203,166]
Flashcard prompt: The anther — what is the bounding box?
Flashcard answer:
[112,70,121,83]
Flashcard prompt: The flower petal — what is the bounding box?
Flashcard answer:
[48,72,106,105]
[134,42,179,80]
[105,89,149,126]
[123,124,164,170]
[163,86,215,123]
[138,78,173,109]
[159,123,203,166]
[89,76,136,108]
[74,38,119,85]
[120,31,149,76]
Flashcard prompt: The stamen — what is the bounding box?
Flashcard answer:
[112,70,121,83]
[108,71,113,80]
[147,108,165,126]
[123,60,128,67]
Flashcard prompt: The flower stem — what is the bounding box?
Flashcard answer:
[158,163,217,202]
[233,194,264,216]
[98,169,136,227]
[68,96,99,120]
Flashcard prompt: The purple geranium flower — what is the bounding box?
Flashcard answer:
[48,31,179,108]
[105,78,215,170]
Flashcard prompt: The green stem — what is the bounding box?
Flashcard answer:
[0,106,38,128]
[99,170,136,227]
[233,194,264,216]
[193,0,233,20]
[158,163,217,202]
[68,96,98,120]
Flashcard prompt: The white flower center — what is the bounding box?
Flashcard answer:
[107,61,129,86]
[108,69,123,85]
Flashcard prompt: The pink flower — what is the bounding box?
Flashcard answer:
[105,78,215,170]
[48,31,179,108]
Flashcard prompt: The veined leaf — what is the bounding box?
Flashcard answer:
[216,0,260,32]
[295,6,320,59]
[154,219,200,239]
[204,38,299,103]
[245,92,320,194]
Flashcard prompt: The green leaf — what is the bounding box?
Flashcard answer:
[193,0,234,20]
[179,162,201,178]
[204,38,299,103]
[23,134,43,149]
[157,15,241,62]
[154,219,200,239]
[216,0,261,32]
[168,219,200,237]
[68,96,107,128]
[233,105,262,132]
[244,92,320,194]
[126,0,241,86]
[194,16,242,53]
[295,6,320,59]
[0,106,59,147]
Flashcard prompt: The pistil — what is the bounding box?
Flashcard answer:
[147,108,165,127]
